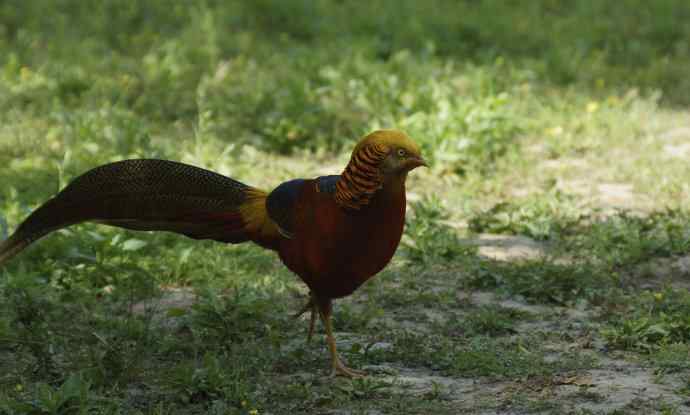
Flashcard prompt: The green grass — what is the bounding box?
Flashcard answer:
[2,1,690,413]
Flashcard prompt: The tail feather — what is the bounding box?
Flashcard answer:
[0,159,282,267]
[0,235,29,266]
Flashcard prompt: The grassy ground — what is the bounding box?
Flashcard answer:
[2,1,690,414]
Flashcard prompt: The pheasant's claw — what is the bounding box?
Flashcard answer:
[318,300,366,378]
[330,358,366,378]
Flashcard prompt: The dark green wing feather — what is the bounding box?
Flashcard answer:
[266,179,307,238]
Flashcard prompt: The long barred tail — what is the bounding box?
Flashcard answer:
[0,159,277,267]
[0,234,29,266]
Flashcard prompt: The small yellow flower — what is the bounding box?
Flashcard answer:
[547,126,564,137]
[15,384,23,392]
[654,292,664,302]
[249,410,259,415]
[20,66,32,81]
[586,101,599,113]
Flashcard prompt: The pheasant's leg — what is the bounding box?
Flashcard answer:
[307,304,317,342]
[318,300,366,378]
[293,293,318,342]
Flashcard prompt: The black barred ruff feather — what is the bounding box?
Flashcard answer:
[334,143,389,210]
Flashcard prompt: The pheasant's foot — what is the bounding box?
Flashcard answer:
[317,297,366,378]
[329,357,367,378]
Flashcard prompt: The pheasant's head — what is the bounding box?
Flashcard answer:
[351,129,427,177]
[335,130,425,210]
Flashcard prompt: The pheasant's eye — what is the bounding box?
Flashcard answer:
[397,149,406,157]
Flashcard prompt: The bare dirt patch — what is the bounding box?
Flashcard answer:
[461,234,546,262]
[555,361,688,414]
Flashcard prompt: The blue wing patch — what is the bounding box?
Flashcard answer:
[266,179,306,238]
[316,175,340,194]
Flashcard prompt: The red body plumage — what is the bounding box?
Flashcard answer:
[279,177,406,300]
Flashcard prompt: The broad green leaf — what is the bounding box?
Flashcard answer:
[122,238,148,251]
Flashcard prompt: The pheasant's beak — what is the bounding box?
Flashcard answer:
[407,156,428,170]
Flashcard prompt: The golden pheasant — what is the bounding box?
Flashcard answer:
[0,129,426,377]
